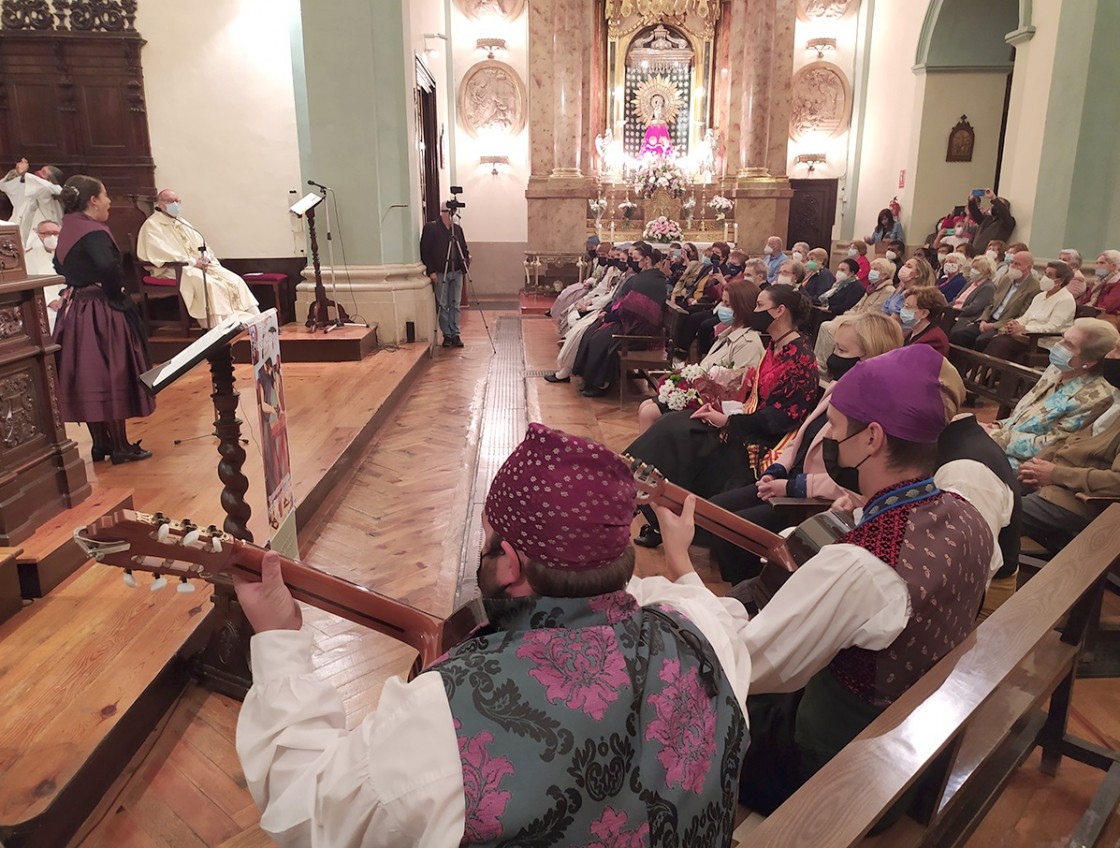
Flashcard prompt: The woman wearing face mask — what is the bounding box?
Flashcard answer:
[846,240,871,287]
[867,208,904,245]
[693,250,750,359]
[1018,336,1120,555]
[983,240,1007,268]
[935,251,969,302]
[986,318,1119,471]
[668,244,711,304]
[774,259,805,289]
[790,242,810,264]
[707,313,903,583]
[1082,250,1120,322]
[815,257,864,315]
[951,255,998,324]
[981,261,1077,361]
[900,285,950,356]
[801,248,835,302]
[881,256,935,321]
[813,257,897,374]
[637,279,766,434]
[52,175,155,464]
[628,285,819,548]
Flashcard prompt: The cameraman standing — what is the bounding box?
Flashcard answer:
[420,200,471,348]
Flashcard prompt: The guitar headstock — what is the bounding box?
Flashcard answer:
[621,453,666,502]
[74,509,238,592]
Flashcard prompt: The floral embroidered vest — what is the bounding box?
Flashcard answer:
[828,478,992,709]
[433,591,747,848]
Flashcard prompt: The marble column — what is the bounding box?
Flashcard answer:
[290,0,434,343]
[527,0,555,179]
[551,0,585,178]
[738,0,776,179]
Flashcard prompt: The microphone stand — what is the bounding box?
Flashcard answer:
[171,213,213,330]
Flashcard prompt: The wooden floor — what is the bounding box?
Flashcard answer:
[73,312,1120,847]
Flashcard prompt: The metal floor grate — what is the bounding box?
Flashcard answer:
[454,316,527,605]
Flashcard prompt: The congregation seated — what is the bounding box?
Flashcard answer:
[949,250,1040,348]
[985,318,1119,471]
[790,241,811,264]
[666,241,687,284]
[627,285,819,548]
[959,241,978,259]
[737,345,993,819]
[708,312,903,585]
[880,255,936,321]
[979,260,1076,362]
[551,240,615,333]
[1079,249,1120,323]
[1059,247,1087,299]
[572,242,668,397]
[984,239,1007,268]
[934,216,972,251]
[814,257,864,314]
[901,285,950,356]
[866,207,905,245]
[672,243,736,359]
[694,253,767,358]
[813,256,901,373]
[774,258,805,289]
[801,247,835,301]
[936,251,969,301]
[637,278,765,434]
[884,238,906,282]
[1018,337,1120,554]
[949,254,998,321]
[845,239,871,285]
[670,242,722,305]
[763,235,788,282]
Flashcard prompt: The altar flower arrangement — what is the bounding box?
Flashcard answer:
[634,158,688,200]
[681,196,696,223]
[588,197,607,216]
[708,195,734,221]
[655,363,752,411]
[618,199,638,220]
[642,216,684,243]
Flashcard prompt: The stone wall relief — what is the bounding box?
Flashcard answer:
[452,0,525,23]
[796,0,857,23]
[789,60,852,142]
[456,59,527,138]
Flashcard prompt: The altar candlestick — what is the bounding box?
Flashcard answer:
[734,223,739,245]
[723,222,729,242]
[610,222,615,239]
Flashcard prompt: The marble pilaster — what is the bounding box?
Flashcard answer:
[738,0,776,180]
[551,0,585,178]
[527,0,555,178]
[767,0,798,177]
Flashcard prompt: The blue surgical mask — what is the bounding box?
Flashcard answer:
[1096,267,1110,278]
[868,270,881,283]
[165,202,181,217]
[899,306,918,328]
[701,256,712,266]
[1049,344,1074,372]
[716,305,735,323]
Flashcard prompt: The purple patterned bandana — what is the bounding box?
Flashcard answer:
[485,423,637,570]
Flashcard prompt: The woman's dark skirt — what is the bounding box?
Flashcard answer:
[53,286,155,422]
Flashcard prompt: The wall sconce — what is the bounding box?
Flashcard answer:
[795,153,827,173]
[423,32,447,58]
[806,37,837,60]
[476,37,506,59]
[480,155,509,175]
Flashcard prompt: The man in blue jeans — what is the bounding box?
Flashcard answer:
[420,203,471,347]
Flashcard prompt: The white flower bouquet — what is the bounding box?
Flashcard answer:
[618,199,638,220]
[708,195,734,221]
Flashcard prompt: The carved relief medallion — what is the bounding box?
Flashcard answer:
[452,0,525,22]
[0,373,38,449]
[797,0,858,22]
[789,61,852,142]
[457,60,527,138]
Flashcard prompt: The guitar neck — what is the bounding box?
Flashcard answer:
[645,478,798,574]
[228,541,448,666]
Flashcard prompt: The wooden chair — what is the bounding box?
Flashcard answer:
[617,301,676,408]
[738,505,1120,848]
[242,272,290,324]
[128,233,190,337]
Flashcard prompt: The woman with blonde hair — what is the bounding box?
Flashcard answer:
[937,251,969,301]
[709,311,904,584]
[812,257,896,373]
[951,254,998,323]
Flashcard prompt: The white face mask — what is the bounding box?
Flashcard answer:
[1008,267,1024,281]
[847,247,858,257]
[41,234,59,250]
[792,251,804,262]
[1004,251,1015,261]
[763,246,774,256]
[969,268,983,279]
[836,270,850,282]
[777,273,793,286]
[943,263,957,275]
[885,250,898,261]
[1039,277,1056,293]
[985,250,998,262]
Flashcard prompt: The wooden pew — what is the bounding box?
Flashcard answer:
[617,300,679,406]
[948,345,1043,418]
[738,505,1120,848]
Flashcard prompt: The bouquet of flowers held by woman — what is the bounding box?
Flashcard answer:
[634,158,688,199]
[642,216,685,243]
[656,363,755,411]
[618,199,638,221]
[708,195,734,221]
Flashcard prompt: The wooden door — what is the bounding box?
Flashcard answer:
[788,179,839,250]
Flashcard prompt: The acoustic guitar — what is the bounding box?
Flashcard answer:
[623,455,854,607]
[74,510,485,678]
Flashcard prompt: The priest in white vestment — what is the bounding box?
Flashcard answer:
[0,159,63,240]
[24,219,65,331]
[136,189,259,327]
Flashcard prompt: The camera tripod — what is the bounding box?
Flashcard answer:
[435,203,495,355]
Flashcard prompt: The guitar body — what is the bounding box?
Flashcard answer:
[751,510,855,609]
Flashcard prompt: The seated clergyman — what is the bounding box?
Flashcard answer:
[136,189,259,327]
[235,423,752,846]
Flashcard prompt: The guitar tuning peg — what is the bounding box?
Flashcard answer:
[209,536,222,553]
[176,576,195,593]
[150,574,168,592]
[154,511,166,521]
[156,523,170,543]
[182,529,201,547]
[122,569,138,589]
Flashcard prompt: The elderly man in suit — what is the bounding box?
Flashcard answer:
[949,250,1040,349]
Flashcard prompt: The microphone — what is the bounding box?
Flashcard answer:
[172,214,209,256]
[307,179,330,191]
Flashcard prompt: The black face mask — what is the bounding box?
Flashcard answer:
[748,308,775,333]
[822,428,870,494]
[826,353,860,381]
[724,263,743,277]
[627,258,641,273]
[1103,358,1120,390]
[612,258,627,270]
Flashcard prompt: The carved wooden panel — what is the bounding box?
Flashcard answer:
[0,305,23,340]
[788,178,839,252]
[0,371,38,449]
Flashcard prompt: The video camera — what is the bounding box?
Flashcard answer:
[444,185,466,212]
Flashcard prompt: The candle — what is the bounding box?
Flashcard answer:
[610,222,615,239]
[733,223,738,245]
[723,222,729,242]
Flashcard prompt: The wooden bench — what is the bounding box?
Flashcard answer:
[737,504,1120,848]
[617,301,679,406]
[947,345,1043,419]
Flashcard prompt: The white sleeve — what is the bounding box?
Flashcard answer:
[236,628,465,848]
[744,544,911,694]
[627,573,753,707]
[936,459,1014,579]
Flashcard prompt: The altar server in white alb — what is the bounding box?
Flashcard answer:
[0,158,64,240]
[136,189,259,327]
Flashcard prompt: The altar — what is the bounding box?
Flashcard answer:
[525,0,796,273]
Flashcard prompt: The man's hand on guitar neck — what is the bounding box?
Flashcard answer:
[652,495,698,581]
[234,550,303,633]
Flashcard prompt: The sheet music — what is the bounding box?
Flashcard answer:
[141,314,248,394]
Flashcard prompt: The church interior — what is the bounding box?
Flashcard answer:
[1,0,1120,845]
